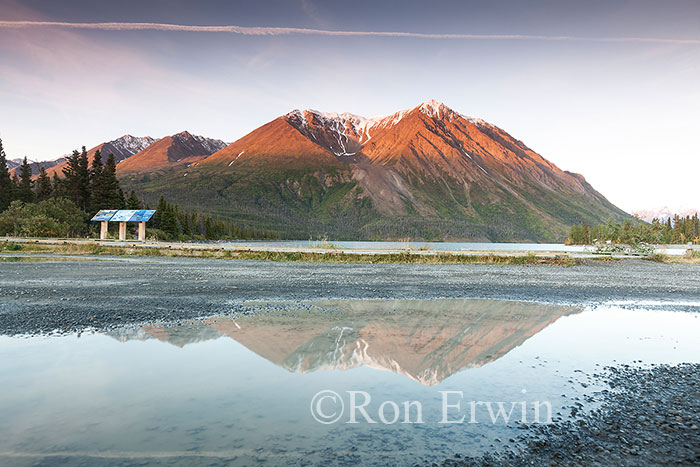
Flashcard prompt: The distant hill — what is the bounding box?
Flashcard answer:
[633,206,699,222]
[9,157,67,177]
[120,100,629,241]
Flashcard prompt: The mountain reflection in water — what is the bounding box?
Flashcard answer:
[108,299,579,385]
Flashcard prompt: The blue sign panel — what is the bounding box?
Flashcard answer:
[109,210,138,222]
[128,210,156,222]
[91,210,118,222]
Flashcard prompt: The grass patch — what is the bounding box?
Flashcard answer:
[0,256,101,263]
[2,242,584,266]
[0,241,23,251]
[644,253,669,263]
[645,250,700,264]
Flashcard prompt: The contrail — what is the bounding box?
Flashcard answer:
[1,20,699,44]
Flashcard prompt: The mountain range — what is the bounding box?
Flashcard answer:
[17,100,629,241]
[9,135,156,177]
[12,133,227,179]
[633,206,699,223]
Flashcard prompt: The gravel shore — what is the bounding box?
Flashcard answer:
[0,255,699,335]
[443,363,700,466]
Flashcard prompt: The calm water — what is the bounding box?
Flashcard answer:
[1,299,699,466]
[209,240,591,252]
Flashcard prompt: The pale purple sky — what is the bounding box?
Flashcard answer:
[1,0,699,212]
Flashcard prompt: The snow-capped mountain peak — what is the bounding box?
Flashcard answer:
[284,100,493,158]
[106,135,156,159]
[633,206,699,222]
[415,99,450,118]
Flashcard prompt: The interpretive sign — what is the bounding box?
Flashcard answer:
[109,210,138,222]
[90,209,156,241]
[91,210,119,222]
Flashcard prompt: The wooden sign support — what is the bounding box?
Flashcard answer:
[91,210,155,242]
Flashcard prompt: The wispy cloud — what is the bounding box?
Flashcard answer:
[1,20,699,44]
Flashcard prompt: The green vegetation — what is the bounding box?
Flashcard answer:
[122,158,629,242]
[0,241,23,251]
[4,241,583,265]
[0,199,88,237]
[569,216,700,245]
[145,196,278,241]
[0,137,274,240]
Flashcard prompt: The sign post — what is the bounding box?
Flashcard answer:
[91,210,156,242]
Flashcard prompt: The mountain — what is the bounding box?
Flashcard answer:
[8,157,67,178]
[7,158,22,170]
[42,135,156,178]
[120,100,630,241]
[633,206,699,223]
[117,131,227,173]
[116,299,579,386]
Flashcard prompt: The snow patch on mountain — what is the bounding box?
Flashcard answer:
[286,100,497,159]
[108,135,156,157]
[191,134,228,154]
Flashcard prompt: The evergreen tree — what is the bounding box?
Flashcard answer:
[62,147,91,211]
[117,188,126,209]
[51,172,63,198]
[0,138,12,212]
[90,149,103,182]
[11,173,20,195]
[179,210,191,236]
[36,168,53,201]
[152,196,167,228]
[89,150,111,211]
[100,153,123,209]
[160,202,179,237]
[18,157,34,202]
[126,190,142,209]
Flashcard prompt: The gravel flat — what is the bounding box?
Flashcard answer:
[0,255,699,335]
[443,363,700,467]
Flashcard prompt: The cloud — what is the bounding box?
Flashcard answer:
[0,20,699,44]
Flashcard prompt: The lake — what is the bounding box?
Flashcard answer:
[1,299,698,465]
[210,240,590,252]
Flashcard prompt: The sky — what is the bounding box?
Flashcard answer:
[0,0,699,213]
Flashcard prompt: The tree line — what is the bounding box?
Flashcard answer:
[0,138,277,240]
[568,216,700,245]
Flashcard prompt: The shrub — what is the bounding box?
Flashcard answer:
[0,199,88,238]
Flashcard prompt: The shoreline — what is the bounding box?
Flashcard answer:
[1,254,698,336]
[2,237,698,264]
